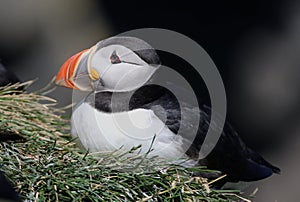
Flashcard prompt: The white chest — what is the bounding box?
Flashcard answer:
[71,103,187,159]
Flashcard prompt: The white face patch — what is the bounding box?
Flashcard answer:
[89,45,158,92]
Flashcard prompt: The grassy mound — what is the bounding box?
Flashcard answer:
[0,82,250,201]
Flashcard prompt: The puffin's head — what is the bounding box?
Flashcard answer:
[55,37,160,92]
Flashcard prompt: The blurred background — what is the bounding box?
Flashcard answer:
[0,0,299,201]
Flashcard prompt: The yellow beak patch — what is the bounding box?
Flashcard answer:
[89,68,100,80]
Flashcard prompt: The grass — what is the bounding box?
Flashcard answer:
[0,81,250,201]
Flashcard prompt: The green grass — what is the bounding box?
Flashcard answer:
[0,82,250,201]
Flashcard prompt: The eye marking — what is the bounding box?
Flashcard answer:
[121,60,141,66]
[110,50,142,66]
[110,50,121,64]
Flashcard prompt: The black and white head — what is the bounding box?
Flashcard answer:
[56,36,160,92]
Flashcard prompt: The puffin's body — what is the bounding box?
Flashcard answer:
[56,36,280,183]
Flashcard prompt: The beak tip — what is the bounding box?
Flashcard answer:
[54,79,64,87]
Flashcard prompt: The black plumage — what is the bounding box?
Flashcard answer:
[86,84,280,183]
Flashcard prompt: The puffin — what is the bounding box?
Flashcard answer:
[55,36,280,184]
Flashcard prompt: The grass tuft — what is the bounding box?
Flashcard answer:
[0,82,250,201]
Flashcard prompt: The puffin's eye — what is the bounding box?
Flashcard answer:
[110,50,121,64]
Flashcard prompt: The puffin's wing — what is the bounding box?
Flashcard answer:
[196,106,281,182]
[122,83,281,182]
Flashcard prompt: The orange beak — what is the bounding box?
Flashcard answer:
[55,49,89,89]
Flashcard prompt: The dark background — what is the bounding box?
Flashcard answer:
[1,0,299,201]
